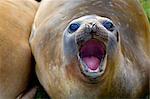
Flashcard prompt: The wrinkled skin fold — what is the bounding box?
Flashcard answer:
[30,0,150,98]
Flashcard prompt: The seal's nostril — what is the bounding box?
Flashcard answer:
[85,24,92,33]
[92,24,97,33]
[85,23,97,34]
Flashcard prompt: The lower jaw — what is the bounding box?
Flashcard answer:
[78,55,107,81]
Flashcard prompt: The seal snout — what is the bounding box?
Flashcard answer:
[76,23,108,48]
[84,22,97,33]
[76,23,108,79]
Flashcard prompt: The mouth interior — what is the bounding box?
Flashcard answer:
[79,39,106,72]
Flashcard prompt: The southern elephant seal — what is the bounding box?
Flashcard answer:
[30,0,150,98]
[0,0,38,99]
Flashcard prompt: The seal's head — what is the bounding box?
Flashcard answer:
[63,15,119,82]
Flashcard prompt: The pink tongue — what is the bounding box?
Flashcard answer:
[83,56,100,70]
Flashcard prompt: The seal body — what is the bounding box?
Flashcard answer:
[30,0,150,98]
[0,0,37,99]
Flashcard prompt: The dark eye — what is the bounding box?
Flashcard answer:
[102,21,114,31]
[68,23,80,33]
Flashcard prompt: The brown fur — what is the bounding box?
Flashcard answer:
[30,0,150,98]
[0,0,38,99]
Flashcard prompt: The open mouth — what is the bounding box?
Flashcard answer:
[78,39,106,79]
